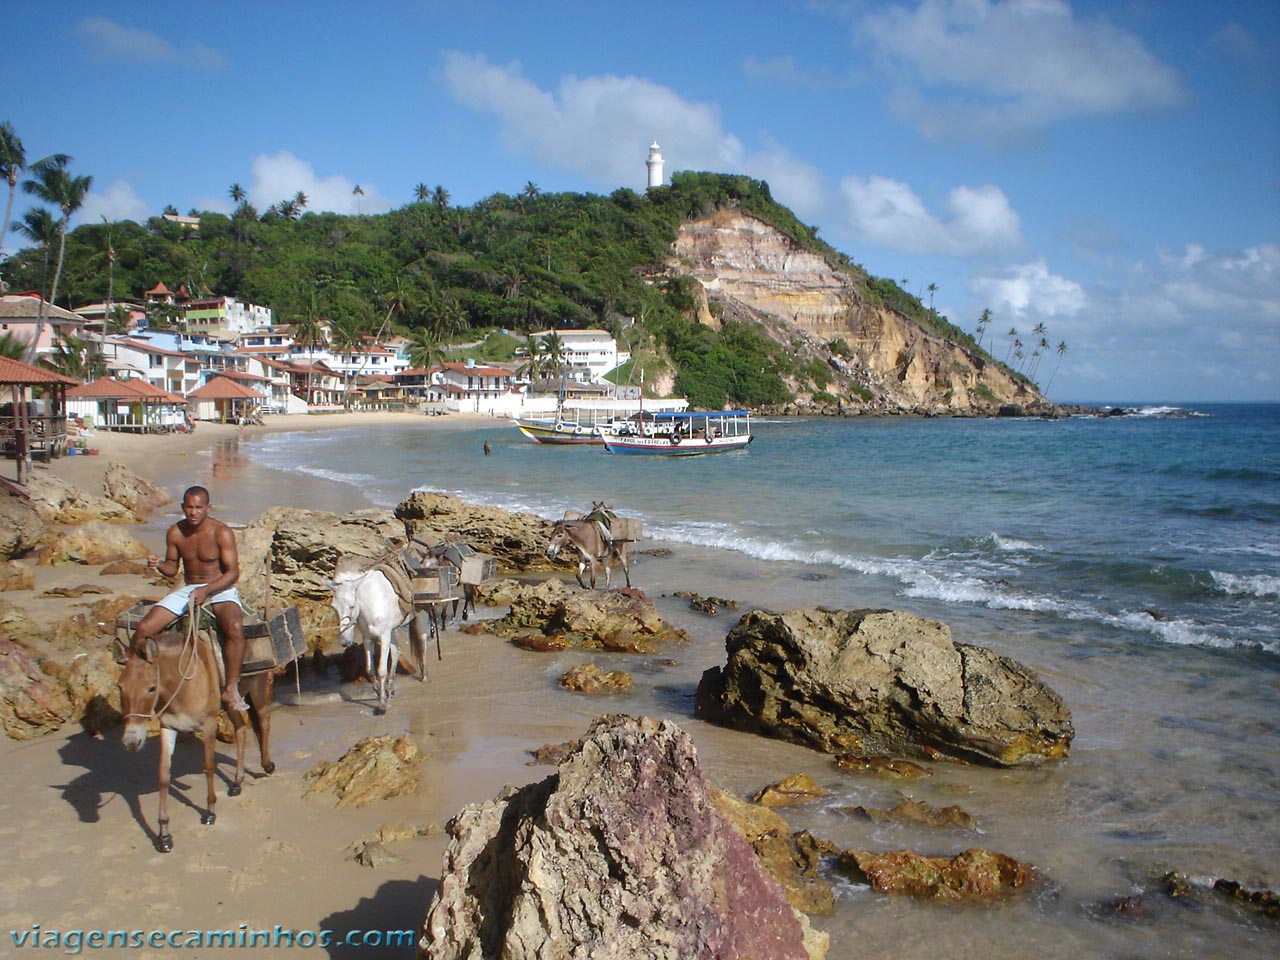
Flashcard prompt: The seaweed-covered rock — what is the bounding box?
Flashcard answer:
[559,662,633,694]
[838,848,1036,901]
[696,608,1072,767]
[419,715,828,960]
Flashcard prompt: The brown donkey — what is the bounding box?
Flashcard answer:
[118,628,274,853]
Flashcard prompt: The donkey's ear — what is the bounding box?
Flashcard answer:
[145,638,159,663]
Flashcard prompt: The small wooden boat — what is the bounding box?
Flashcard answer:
[600,410,753,455]
[513,415,605,444]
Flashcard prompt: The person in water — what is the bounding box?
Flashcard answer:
[132,485,248,712]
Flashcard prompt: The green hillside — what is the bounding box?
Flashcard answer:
[2,171,1002,409]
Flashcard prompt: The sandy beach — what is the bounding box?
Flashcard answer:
[1,410,589,960]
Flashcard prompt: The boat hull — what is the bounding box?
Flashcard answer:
[513,419,603,445]
[600,434,752,455]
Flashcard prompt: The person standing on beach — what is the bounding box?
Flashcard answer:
[132,485,249,712]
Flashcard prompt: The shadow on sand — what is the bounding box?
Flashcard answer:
[321,876,440,959]
[53,727,266,850]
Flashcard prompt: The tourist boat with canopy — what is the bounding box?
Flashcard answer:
[599,410,753,455]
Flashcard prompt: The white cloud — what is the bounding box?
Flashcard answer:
[77,17,226,68]
[76,180,152,225]
[857,0,1184,140]
[247,151,392,216]
[442,52,745,189]
[970,257,1086,319]
[840,175,1022,255]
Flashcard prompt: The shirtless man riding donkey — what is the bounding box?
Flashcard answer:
[132,485,249,713]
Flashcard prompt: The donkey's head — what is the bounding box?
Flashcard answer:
[117,652,158,752]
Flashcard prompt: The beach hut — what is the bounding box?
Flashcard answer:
[188,374,266,423]
[66,377,188,433]
[0,355,80,484]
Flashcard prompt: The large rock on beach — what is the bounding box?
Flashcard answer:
[234,506,403,645]
[481,578,688,651]
[695,608,1073,767]
[37,520,149,566]
[23,474,136,524]
[102,462,171,515]
[394,491,559,572]
[0,485,46,559]
[304,734,423,807]
[0,559,34,591]
[419,715,827,960]
[0,637,73,739]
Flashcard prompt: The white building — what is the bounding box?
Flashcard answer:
[184,296,274,338]
[532,329,627,383]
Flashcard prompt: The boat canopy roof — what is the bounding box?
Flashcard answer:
[638,410,749,421]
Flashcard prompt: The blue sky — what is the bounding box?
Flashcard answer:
[4,0,1277,403]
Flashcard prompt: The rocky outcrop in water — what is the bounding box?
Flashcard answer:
[695,608,1073,766]
[419,715,828,960]
[838,848,1036,901]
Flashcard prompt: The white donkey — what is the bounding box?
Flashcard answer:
[329,566,411,711]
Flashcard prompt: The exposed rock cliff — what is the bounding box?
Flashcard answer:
[670,209,1053,416]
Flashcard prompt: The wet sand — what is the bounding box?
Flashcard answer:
[1,410,580,960]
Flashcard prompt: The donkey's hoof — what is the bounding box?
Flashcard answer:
[201,811,216,826]
[227,783,242,797]
[156,834,173,853]
[262,761,276,775]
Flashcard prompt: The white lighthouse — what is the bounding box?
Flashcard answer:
[646,141,665,189]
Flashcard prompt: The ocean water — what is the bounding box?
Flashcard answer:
[246,403,1279,958]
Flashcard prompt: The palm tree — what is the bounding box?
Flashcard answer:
[517,334,544,381]
[926,282,938,318]
[39,333,102,381]
[229,182,246,205]
[1004,327,1018,364]
[328,313,366,405]
[276,198,300,219]
[106,303,131,335]
[406,326,443,373]
[431,185,450,209]
[975,308,992,350]
[352,183,364,214]
[12,206,58,297]
[1031,336,1050,379]
[0,331,25,360]
[1044,341,1068,393]
[289,290,328,404]
[21,154,92,362]
[414,183,430,202]
[540,330,566,378]
[292,191,308,215]
[93,216,117,365]
[0,122,26,265]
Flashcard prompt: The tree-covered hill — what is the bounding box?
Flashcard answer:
[1,171,1026,411]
